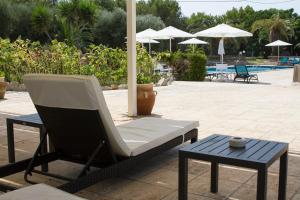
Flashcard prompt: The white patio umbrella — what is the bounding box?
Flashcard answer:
[178,38,208,52]
[194,24,253,64]
[136,28,167,54]
[136,38,160,53]
[155,26,194,52]
[265,40,292,62]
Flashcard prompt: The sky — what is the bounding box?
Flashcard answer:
[176,0,300,16]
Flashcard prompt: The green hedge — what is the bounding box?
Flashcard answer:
[161,49,207,81]
[0,38,159,86]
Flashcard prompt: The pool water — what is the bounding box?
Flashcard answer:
[207,65,293,73]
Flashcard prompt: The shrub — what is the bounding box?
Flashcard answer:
[0,38,159,86]
[186,50,207,81]
[159,49,207,81]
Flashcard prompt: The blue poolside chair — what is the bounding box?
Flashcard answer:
[292,58,300,65]
[279,57,290,65]
[234,65,258,83]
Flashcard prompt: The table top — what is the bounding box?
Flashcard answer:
[180,134,288,168]
[7,113,42,125]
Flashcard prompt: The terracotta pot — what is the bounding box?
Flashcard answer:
[137,84,157,115]
[0,81,8,99]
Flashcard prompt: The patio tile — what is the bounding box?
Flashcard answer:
[161,191,216,200]
[133,168,197,189]
[229,183,278,200]
[86,177,172,200]
[188,176,241,199]
[245,173,300,199]
[162,159,210,176]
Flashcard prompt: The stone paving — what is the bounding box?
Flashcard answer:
[1,69,300,199]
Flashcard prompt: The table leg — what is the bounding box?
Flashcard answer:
[179,154,188,200]
[39,127,48,172]
[257,167,268,200]
[6,119,15,163]
[211,161,219,193]
[278,151,288,200]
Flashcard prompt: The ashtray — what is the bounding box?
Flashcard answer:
[229,137,247,148]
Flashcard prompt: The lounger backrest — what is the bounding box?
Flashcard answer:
[235,65,248,75]
[23,74,131,158]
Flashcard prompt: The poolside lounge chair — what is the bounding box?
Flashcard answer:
[0,184,86,200]
[0,74,198,194]
[234,65,258,83]
[279,57,290,65]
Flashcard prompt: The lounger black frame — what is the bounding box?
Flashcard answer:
[0,105,198,194]
[234,65,258,83]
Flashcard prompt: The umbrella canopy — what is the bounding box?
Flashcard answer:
[137,38,160,44]
[266,40,292,47]
[194,24,252,64]
[265,40,292,62]
[178,38,208,45]
[155,26,193,52]
[194,23,253,38]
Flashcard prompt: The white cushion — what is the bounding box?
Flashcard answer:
[117,117,199,156]
[0,184,86,200]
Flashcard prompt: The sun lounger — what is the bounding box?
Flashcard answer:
[0,184,86,200]
[0,74,198,194]
[234,65,258,83]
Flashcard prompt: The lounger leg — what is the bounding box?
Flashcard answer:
[24,132,48,184]
[78,141,105,177]
[191,136,198,143]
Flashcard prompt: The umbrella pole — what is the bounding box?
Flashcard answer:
[149,42,151,55]
[169,38,172,53]
[278,46,280,63]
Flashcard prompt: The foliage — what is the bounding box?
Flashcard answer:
[0,71,4,77]
[0,38,159,86]
[93,8,126,48]
[186,50,207,81]
[160,49,207,81]
[136,14,165,32]
[31,5,53,41]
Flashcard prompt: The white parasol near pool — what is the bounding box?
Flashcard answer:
[178,38,208,52]
[155,26,194,52]
[194,24,253,64]
[265,40,292,62]
[136,28,167,54]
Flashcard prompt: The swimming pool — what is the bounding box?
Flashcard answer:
[207,65,293,73]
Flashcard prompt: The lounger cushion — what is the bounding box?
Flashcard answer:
[0,184,86,200]
[117,118,199,156]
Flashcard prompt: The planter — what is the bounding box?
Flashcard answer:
[137,84,157,115]
[0,81,8,99]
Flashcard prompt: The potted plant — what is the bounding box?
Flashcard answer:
[0,71,8,99]
[137,73,157,115]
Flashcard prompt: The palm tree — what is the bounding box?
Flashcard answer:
[252,14,295,55]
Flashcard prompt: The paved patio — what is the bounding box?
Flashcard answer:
[1,69,300,199]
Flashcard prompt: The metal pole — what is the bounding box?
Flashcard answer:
[127,0,137,117]
[149,42,151,54]
[169,38,172,53]
[278,46,280,62]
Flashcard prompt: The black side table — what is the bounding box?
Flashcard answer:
[179,134,288,200]
[6,114,48,171]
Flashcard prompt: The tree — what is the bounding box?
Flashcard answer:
[136,14,165,32]
[31,5,53,41]
[93,8,126,47]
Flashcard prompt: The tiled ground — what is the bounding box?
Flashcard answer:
[1,69,300,199]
